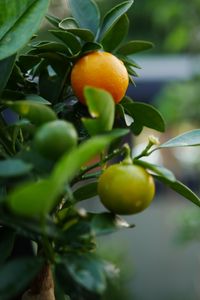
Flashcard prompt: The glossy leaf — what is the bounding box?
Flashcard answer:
[134,160,176,182]
[0,211,63,241]
[52,129,129,188]
[62,253,106,293]
[154,175,200,208]
[0,55,16,97]
[25,94,51,104]
[59,17,79,29]
[7,179,58,217]
[101,14,129,52]
[49,30,81,54]
[73,182,98,202]
[6,100,57,125]
[0,159,32,178]
[81,42,102,55]
[128,74,136,86]
[122,100,165,133]
[82,87,115,135]
[0,228,16,265]
[0,0,50,60]
[117,40,154,55]
[31,41,70,55]
[125,65,139,77]
[7,131,128,217]
[119,55,141,69]
[99,0,133,41]
[59,18,94,42]
[91,213,134,235]
[157,129,200,149]
[0,257,44,300]
[37,53,70,103]
[68,0,100,35]
[45,14,61,27]
[17,55,41,72]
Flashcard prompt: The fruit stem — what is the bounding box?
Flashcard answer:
[121,143,132,165]
[75,146,127,182]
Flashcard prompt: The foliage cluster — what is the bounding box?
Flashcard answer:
[0,1,200,299]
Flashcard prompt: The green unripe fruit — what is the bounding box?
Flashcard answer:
[98,163,155,215]
[35,120,78,160]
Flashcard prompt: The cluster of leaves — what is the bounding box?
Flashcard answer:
[96,0,200,53]
[0,0,200,299]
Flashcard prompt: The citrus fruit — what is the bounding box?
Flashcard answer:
[98,163,155,215]
[34,120,78,160]
[71,51,129,104]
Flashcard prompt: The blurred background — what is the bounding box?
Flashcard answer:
[47,1,200,299]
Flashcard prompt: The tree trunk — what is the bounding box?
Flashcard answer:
[22,263,55,300]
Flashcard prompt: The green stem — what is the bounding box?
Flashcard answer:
[58,65,71,102]
[0,115,14,156]
[41,236,54,263]
[78,146,127,178]
[134,142,154,160]
[81,171,102,180]
[121,143,132,164]
[40,217,55,263]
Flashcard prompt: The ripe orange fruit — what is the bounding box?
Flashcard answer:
[71,51,129,104]
[98,163,155,215]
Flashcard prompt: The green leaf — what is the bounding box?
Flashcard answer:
[49,30,81,54]
[37,53,70,103]
[81,42,102,55]
[82,87,115,135]
[52,130,129,188]
[59,18,94,42]
[59,17,79,29]
[68,0,100,35]
[7,179,59,217]
[128,74,136,86]
[125,65,139,77]
[17,54,41,73]
[45,14,61,27]
[119,55,141,69]
[0,0,50,60]
[91,213,134,235]
[73,182,98,202]
[0,159,32,178]
[25,94,51,104]
[158,129,200,149]
[6,100,57,125]
[101,14,129,52]
[0,211,63,241]
[31,41,71,56]
[134,160,176,182]
[61,253,106,293]
[99,0,133,41]
[67,29,94,43]
[0,55,16,97]
[0,228,16,265]
[0,257,44,300]
[117,40,154,55]
[154,175,200,208]
[122,100,165,132]
[7,131,128,217]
